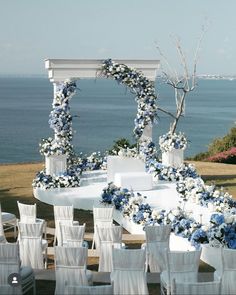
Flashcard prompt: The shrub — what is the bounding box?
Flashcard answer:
[206,147,236,164]
[191,126,236,162]
[108,138,136,155]
[208,127,236,155]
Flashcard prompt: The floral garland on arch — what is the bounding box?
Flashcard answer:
[40,80,77,157]
[33,80,80,189]
[159,131,187,153]
[100,59,158,139]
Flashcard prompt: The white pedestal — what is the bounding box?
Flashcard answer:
[45,155,67,176]
[114,172,153,191]
[162,148,184,168]
[107,156,145,183]
[201,244,222,271]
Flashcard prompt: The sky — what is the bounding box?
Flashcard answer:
[0,0,236,75]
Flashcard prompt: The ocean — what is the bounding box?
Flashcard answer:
[0,77,235,164]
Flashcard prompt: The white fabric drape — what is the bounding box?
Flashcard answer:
[55,246,92,295]
[97,225,122,272]
[18,222,47,269]
[92,206,114,250]
[111,248,148,295]
[54,205,76,246]
[65,285,113,295]
[172,279,221,295]
[0,243,22,294]
[17,202,36,223]
[0,204,7,243]
[214,248,236,295]
[160,249,201,295]
[60,223,86,247]
[143,225,171,272]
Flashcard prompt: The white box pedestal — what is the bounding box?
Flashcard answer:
[45,154,67,176]
[107,156,145,183]
[200,244,222,271]
[114,172,153,191]
[162,148,184,168]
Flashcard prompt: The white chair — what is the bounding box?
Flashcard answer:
[214,248,236,295]
[0,204,7,243]
[55,246,92,295]
[171,278,221,295]
[17,201,46,239]
[92,205,114,250]
[59,223,87,247]
[17,221,48,269]
[54,205,78,246]
[160,249,202,295]
[65,284,113,295]
[111,248,148,295]
[2,212,17,239]
[0,243,35,295]
[142,224,171,272]
[97,225,123,272]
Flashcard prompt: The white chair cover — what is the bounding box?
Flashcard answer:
[143,224,171,272]
[60,223,86,247]
[214,248,236,295]
[160,249,201,295]
[2,211,17,239]
[18,221,47,269]
[0,243,22,294]
[54,205,76,246]
[172,279,221,295]
[0,204,7,243]
[17,202,36,223]
[55,246,92,295]
[97,225,123,272]
[17,201,46,239]
[92,205,114,250]
[111,248,148,295]
[65,285,113,295]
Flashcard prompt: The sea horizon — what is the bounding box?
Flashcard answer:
[0,77,235,164]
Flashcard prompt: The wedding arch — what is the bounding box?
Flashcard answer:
[45,58,160,141]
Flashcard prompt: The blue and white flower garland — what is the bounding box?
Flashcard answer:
[33,80,81,189]
[40,80,77,157]
[100,59,158,139]
[101,174,236,249]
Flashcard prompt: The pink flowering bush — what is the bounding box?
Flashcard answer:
[206,147,236,164]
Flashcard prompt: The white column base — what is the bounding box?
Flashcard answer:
[162,148,184,168]
[45,155,67,176]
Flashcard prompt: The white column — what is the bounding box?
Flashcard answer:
[140,124,152,141]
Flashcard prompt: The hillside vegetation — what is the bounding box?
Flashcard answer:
[191,126,236,164]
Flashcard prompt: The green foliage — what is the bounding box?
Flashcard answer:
[208,127,236,155]
[108,138,137,155]
[190,151,210,161]
[192,126,236,161]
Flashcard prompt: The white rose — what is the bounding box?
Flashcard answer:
[224,214,234,224]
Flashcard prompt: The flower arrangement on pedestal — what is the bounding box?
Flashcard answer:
[100,59,158,140]
[159,131,187,153]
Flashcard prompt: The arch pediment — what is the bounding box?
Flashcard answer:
[45,59,160,82]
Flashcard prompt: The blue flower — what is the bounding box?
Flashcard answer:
[210,213,225,225]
